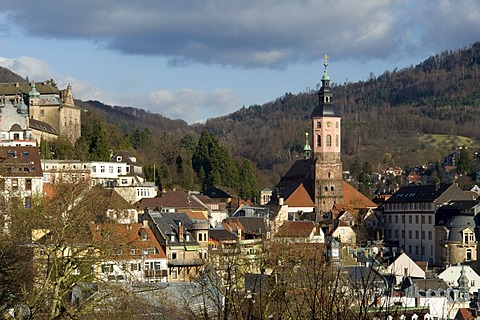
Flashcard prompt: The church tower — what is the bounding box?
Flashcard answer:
[311,55,343,214]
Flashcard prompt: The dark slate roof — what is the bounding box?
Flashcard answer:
[9,123,22,131]
[110,150,141,166]
[29,118,58,135]
[385,183,464,203]
[224,216,268,236]
[342,266,387,287]
[444,215,476,242]
[311,103,341,118]
[146,211,199,245]
[203,187,232,199]
[209,228,237,241]
[274,158,313,200]
[411,278,450,291]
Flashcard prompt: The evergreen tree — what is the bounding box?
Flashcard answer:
[457,147,473,174]
[39,138,51,159]
[238,160,258,201]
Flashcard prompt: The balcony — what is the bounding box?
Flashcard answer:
[168,258,203,267]
[144,269,168,278]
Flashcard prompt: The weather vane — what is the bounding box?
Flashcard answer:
[324,54,329,68]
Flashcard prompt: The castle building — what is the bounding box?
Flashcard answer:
[0,81,81,144]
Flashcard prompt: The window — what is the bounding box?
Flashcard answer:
[428,215,432,224]
[401,230,405,238]
[92,166,97,173]
[109,166,114,173]
[40,109,44,116]
[11,178,18,190]
[118,167,122,173]
[130,249,136,255]
[171,268,178,279]
[336,122,339,128]
[416,231,419,239]
[317,121,321,128]
[25,178,32,190]
[415,246,419,255]
[409,230,412,239]
[466,249,472,261]
[421,216,425,224]
[415,215,419,224]
[100,166,105,173]
[317,135,321,147]
[401,215,405,223]
[409,215,412,223]
[335,135,339,147]
[395,215,398,223]
[428,231,432,240]
[130,263,139,271]
[102,264,113,273]
[24,197,31,209]
[326,135,332,147]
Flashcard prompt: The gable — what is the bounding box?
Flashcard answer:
[284,182,315,207]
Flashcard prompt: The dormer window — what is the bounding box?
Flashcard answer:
[170,234,175,242]
[116,156,122,162]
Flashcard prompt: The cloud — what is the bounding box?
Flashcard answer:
[4,0,479,69]
[147,88,241,124]
[0,56,111,103]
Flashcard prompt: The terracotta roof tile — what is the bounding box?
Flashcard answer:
[275,221,316,238]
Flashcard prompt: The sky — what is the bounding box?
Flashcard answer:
[0,0,479,124]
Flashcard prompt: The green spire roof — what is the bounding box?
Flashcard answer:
[29,82,40,97]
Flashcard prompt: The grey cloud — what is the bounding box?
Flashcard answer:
[2,0,480,68]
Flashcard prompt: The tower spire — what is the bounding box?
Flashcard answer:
[303,132,311,159]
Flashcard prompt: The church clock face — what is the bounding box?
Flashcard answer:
[326,121,332,128]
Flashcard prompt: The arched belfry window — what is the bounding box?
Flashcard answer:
[336,122,339,128]
[317,134,321,147]
[326,135,332,147]
[335,135,339,147]
[317,121,321,128]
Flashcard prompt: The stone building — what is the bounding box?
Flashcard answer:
[0,81,81,144]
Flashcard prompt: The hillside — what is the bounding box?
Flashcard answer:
[2,42,480,189]
[201,42,480,184]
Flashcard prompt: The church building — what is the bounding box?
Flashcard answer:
[273,56,375,221]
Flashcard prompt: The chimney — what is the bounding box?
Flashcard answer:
[142,220,148,227]
[178,221,184,242]
[278,197,284,206]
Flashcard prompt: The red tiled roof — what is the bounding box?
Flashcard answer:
[342,181,377,208]
[275,221,316,238]
[93,223,166,259]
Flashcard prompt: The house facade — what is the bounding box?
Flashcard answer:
[435,200,480,266]
[0,146,43,207]
[382,183,470,264]
[142,211,204,282]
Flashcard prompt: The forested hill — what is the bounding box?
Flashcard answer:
[2,42,480,188]
[201,42,480,182]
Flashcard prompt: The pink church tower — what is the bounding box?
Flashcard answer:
[311,55,343,214]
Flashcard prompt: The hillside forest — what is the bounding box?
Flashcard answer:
[5,42,480,198]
